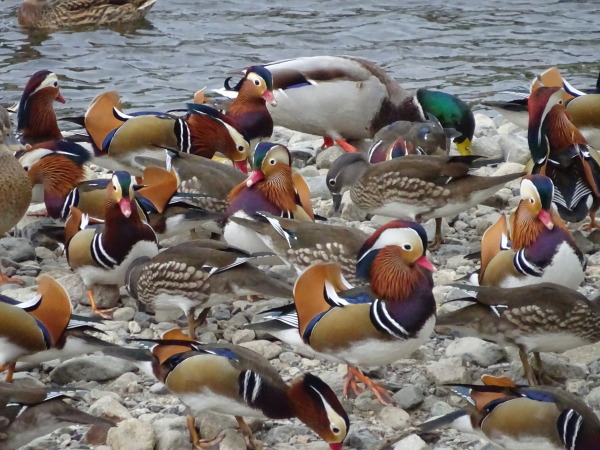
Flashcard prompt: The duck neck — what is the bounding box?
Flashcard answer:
[512,203,546,249]
[21,94,62,143]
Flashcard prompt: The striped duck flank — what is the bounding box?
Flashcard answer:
[17,70,65,145]
[528,85,600,227]
[0,275,71,382]
[146,330,348,450]
[293,220,436,405]
[66,171,157,317]
[422,376,600,450]
[478,175,584,289]
[436,283,600,385]
[225,66,276,146]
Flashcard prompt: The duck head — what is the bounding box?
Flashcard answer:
[289,373,349,449]
[246,142,291,187]
[17,70,65,142]
[107,171,134,218]
[518,175,555,230]
[416,89,474,156]
[228,66,276,106]
[326,153,370,212]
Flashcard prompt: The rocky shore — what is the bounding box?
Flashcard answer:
[3,112,600,450]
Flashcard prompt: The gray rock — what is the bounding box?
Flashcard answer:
[474,114,497,138]
[353,390,384,413]
[340,192,367,221]
[106,418,155,450]
[50,355,138,384]
[316,146,344,170]
[89,396,132,422]
[586,386,600,408]
[426,357,469,384]
[265,425,310,446]
[198,412,238,439]
[219,429,247,450]
[393,385,424,410]
[239,340,282,360]
[113,306,136,322]
[430,401,455,418]
[153,417,190,450]
[77,283,121,309]
[445,337,506,367]
[471,135,501,159]
[232,329,255,345]
[57,273,88,306]
[393,434,430,450]
[305,175,332,199]
[379,405,411,429]
[34,246,55,260]
[499,134,530,164]
[296,166,320,178]
[0,237,36,262]
[345,428,381,450]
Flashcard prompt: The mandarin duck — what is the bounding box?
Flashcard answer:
[367,115,459,163]
[224,66,276,149]
[437,283,600,385]
[255,220,437,404]
[141,329,349,449]
[125,239,292,337]
[421,376,600,450]
[0,106,32,285]
[326,152,524,247]
[228,212,369,285]
[66,171,158,318]
[0,382,114,450]
[0,275,71,382]
[476,175,584,288]
[528,85,600,228]
[83,91,249,175]
[18,0,157,29]
[222,56,474,154]
[223,142,315,256]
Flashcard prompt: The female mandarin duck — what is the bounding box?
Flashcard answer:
[18,0,158,29]
[83,91,249,175]
[225,56,474,154]
[528,85,600,229]
[326,152,523,248]
[0,106,32,285]
[437,283,600,385]
[66,171,158,318]
[289,220,436,404]
[0,275,71,382]
[476,175,584,288]
[225,66,276,149]
[125,239,292,337]
[422,376,600,450]
[16,70,65,145]
[223,142,315,255]
[144,330,349,450]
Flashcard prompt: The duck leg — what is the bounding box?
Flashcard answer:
[0,362,16,383]
[518,346,538,385]
[533,352,562,386]
[187,415,223,449]
[187,308,209,338]
[236,416,262,450]
[581,211,600,231]
[87,289,116,320]
[428,218,443,251]
[343,366,394,405]
[321,137,335,149]
[334,139,359,153]
[0,270,24,286]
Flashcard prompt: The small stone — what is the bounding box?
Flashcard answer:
[239,340,282,360]
[35,246,55,260]
[198,331,217,344]
[0,237,36,262]
[316,146,344,170]
[106,418,155,450]
[129,321,142,334]
[473,113,497,138]
[232,329,255,345]
[393,434,430,450]
[113,307,136,322]
[344,428,380,450]
[219,429,247,450]
[426,357,469,384]
[445,337,506,367]
[430,401,455,418]
[499,134,530,164]
[89,396,132,422]
[198,412,238,439]
[153,417,190,450]
[80,284,120,309]
[57,273,88,306]
[379,405,411,429]
[353,390,384,413]
[50,355,138,384]
[108,372,141,394]
[393,385,424,410]
[586,386,600,408]
[340,191,366,221]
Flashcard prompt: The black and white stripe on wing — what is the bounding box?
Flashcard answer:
[91,233,117,269]
[370,298,409,339]
[513,249,543,277]
[558,408,583,450]
[240,370,262,406]
[175,119,191,153]
[61,188,80,220]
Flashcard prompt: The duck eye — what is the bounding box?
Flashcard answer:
[403,244,412,251]
[558,100,563,105]
[269,158,276,165]
[332,426,340,434]
[254,79,261,86]
[529,198,535,204]
[53,81,58,87]
[328,179,336,186]
[238,145,244,151]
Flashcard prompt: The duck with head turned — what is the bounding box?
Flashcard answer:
[143,329,349,450]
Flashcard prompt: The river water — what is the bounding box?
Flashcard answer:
[0,0,599,116]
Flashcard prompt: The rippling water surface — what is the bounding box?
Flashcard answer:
[0,0,599,116]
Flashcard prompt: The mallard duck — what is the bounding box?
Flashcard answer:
[18,0,158,29]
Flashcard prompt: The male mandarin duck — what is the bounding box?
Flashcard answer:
[0,106,32,285]
[421,376,600,450]
[143,330,349,449]
[223,142,315,255]
[223,56,474,154]
[255,220,437,404]
[18,0,158,29]
[0,382,114,450]
[83,91,249,175]
[476,175,585,288]
[0,275,71,382]
[367,115,459,163]
[125,239,292,337]
[16,70,65,145]
[229,212,369,285]
[528,85,600,228]
[436,283,600,385]
[66,171,158,318]
[224,66,276,149]
[326,152,524,247]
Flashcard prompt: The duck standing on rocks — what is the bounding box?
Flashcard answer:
[287,220,436,404]
[437,283,600,385]
[142,329,349,450]
[476,175,585,288]
[18,0,158,29]
[125,239,293,337]
[326,152,524,247]
[528,86,600,228]
[0,106,32,285]
[66,171,158,318]
[421,375,600,449]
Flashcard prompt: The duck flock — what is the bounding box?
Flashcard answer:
[3,3,600,450]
